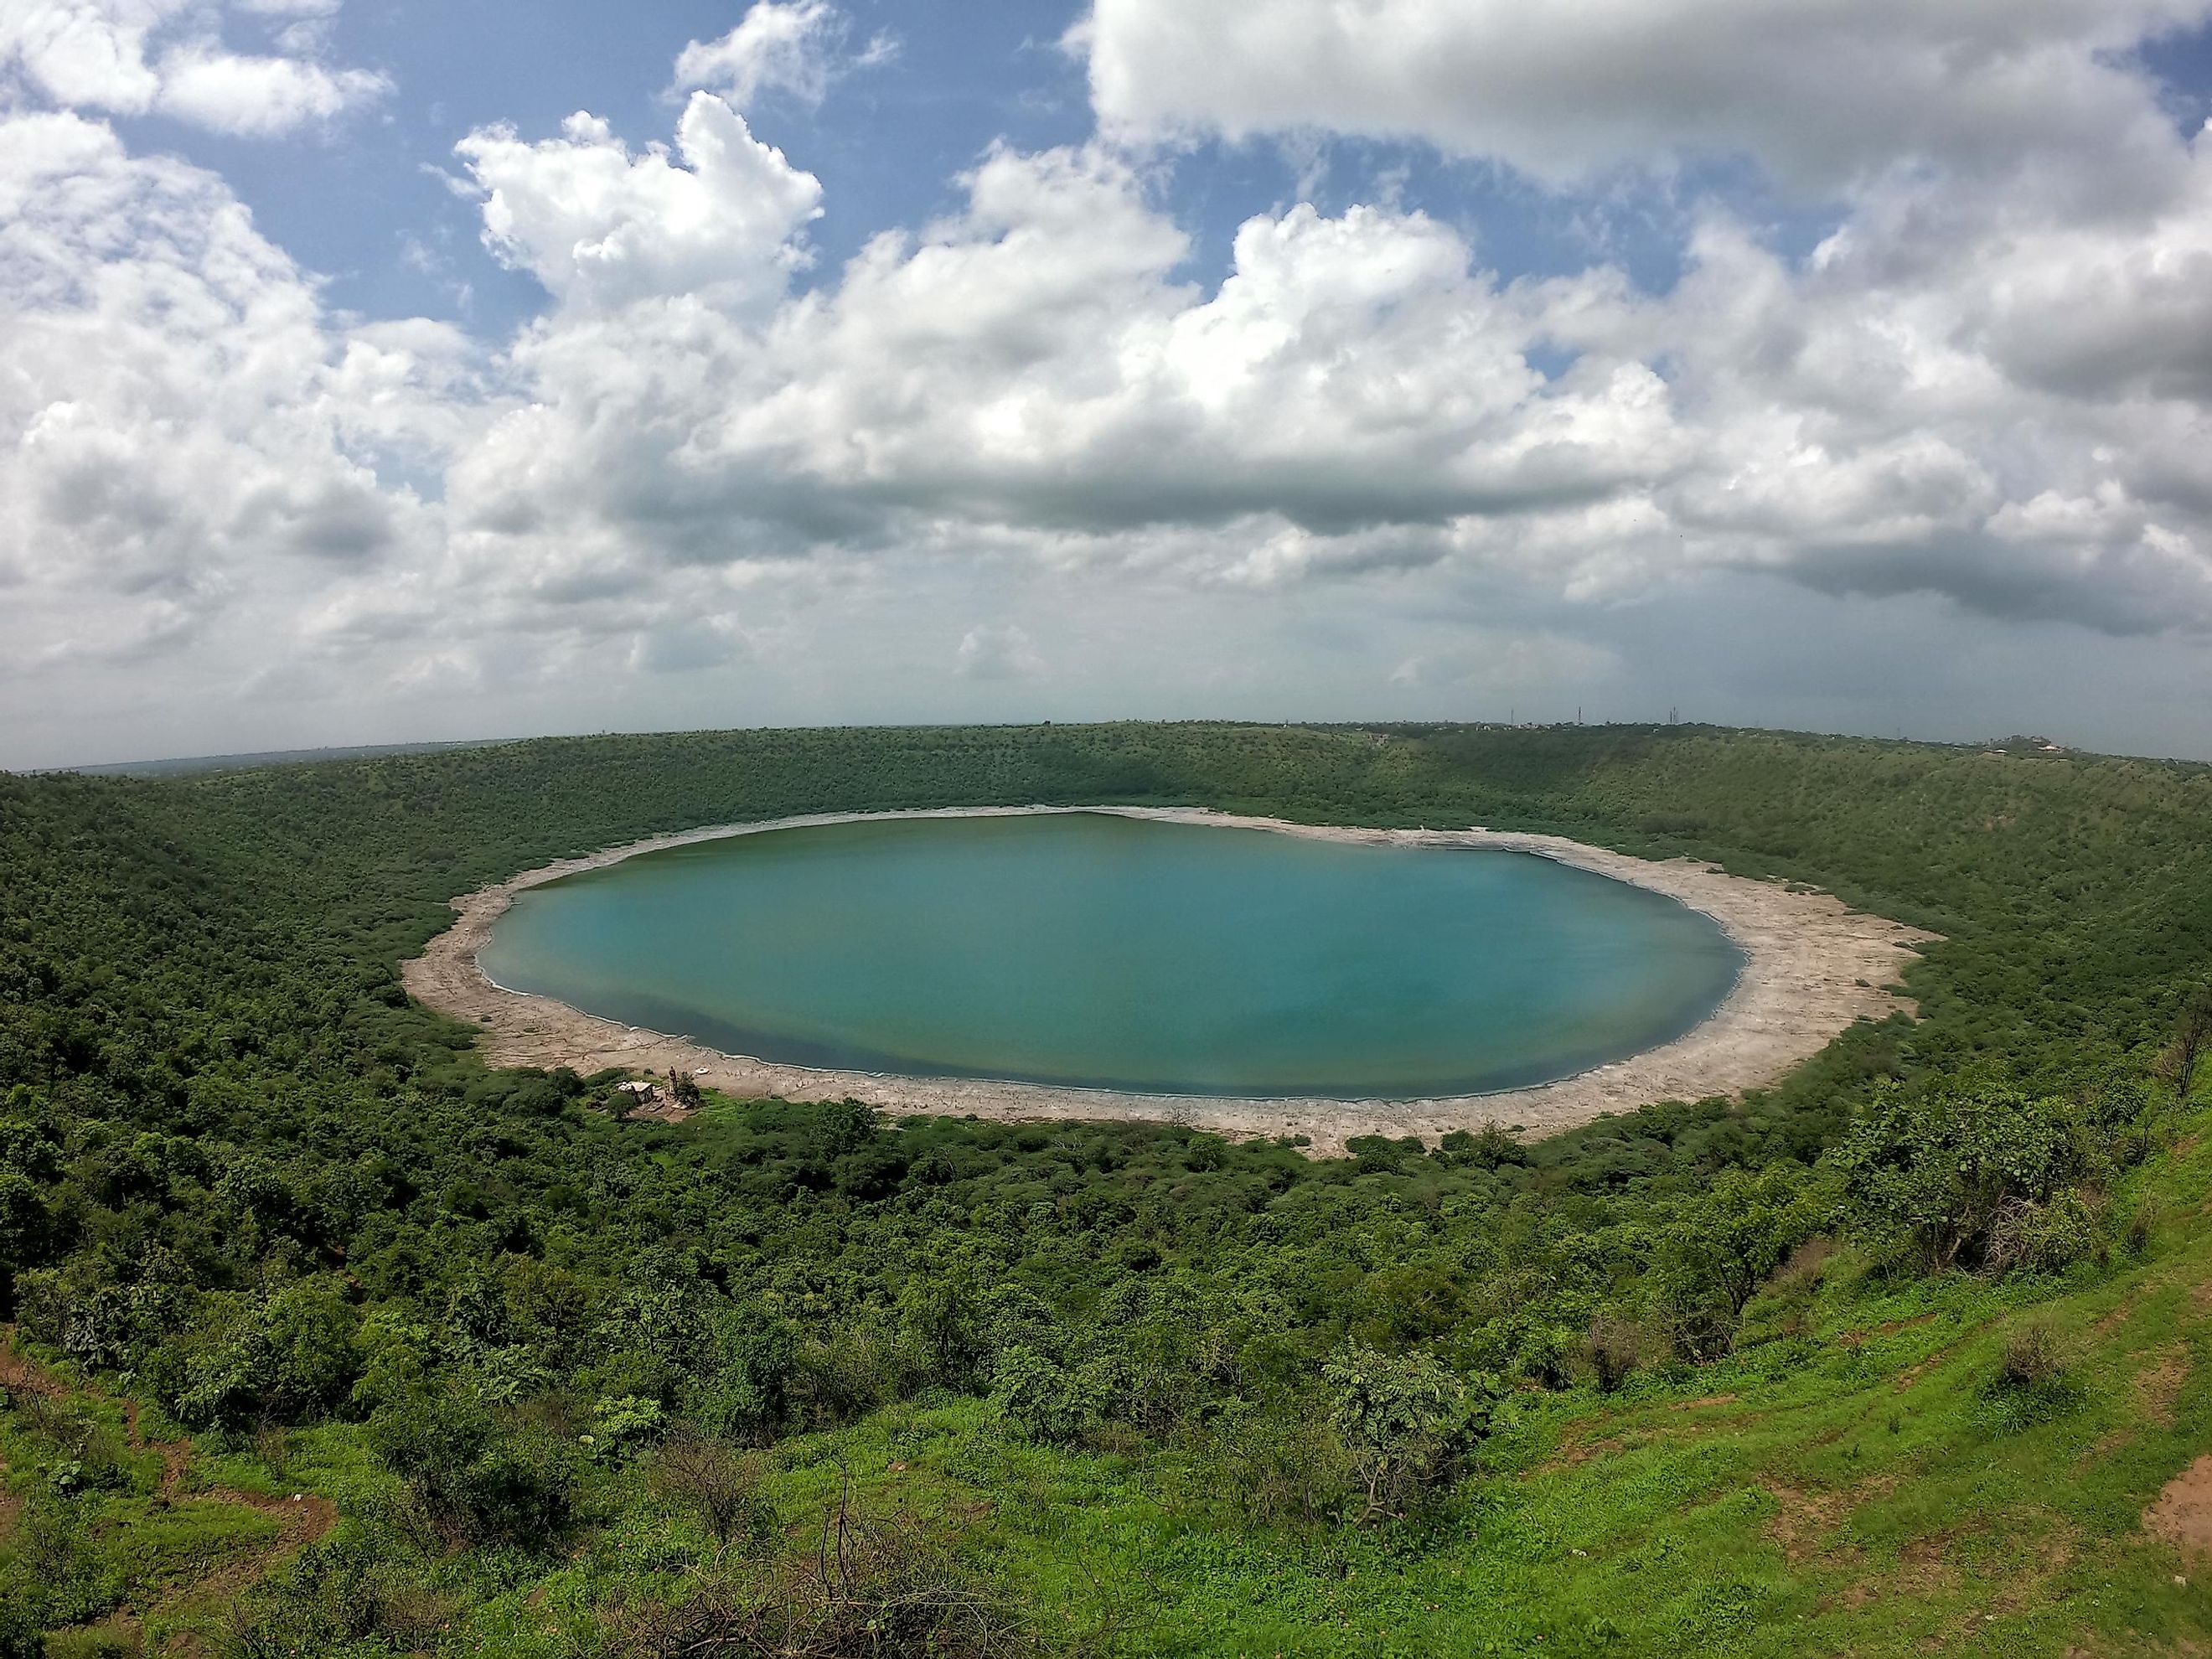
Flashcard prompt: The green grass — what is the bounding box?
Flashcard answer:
[0,1409,285,1647]
[611,1111,2212,1657]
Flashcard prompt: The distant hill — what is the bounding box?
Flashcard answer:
[54,736,511,778]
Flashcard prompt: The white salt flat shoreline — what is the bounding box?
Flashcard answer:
[401,805,1938,1155]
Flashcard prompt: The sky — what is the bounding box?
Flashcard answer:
[6,3,2212,767]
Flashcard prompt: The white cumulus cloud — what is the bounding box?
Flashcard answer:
[8,11,2212,766]
[672,0,893,111]
[0,0,388,136]
[956,623,1045,680]
[456,94,823,313]
[0,110,450,687]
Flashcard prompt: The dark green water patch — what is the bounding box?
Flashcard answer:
[478,812,1742,1098]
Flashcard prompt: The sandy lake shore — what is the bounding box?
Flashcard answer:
[401,806,1939,1155]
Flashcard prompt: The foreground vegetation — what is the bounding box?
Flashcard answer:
[3,721,2210,1654]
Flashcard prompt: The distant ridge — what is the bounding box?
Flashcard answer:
[52,737,510,778]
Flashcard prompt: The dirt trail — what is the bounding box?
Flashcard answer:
[1,1335,338,1632]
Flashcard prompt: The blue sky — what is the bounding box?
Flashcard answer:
[243,0,1102,329]
[7,0,2212,767]
[166,0,1759,333]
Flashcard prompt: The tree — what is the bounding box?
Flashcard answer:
[817,1097,881,1154]
[897,1269,986,1390]
[1833,1083,2092,1274]
[1659,1163,1827,1355]
[2157,984,2212,1104]
[1321,1346,1502,1522]
[0,1170,50,1309]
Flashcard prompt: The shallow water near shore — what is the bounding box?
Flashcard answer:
[478,810,1743,1098]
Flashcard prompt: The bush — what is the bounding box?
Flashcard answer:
[896,1272,988,1392]
[0,1594,42,1659]
[989,1344,1102,1447]
[227,1530,463,1656]
[365,1389,580,1548]
[1985,1188,2108,1276]
[648,1429,773,1551]
[1834,1081,2123,1274]
[2126,1194,2165,1256]
[1346,1135,1424,1176]
[1439,1125,1528,1169]
[1207,1398,1353,1527]
[456,1422,581,1545]
[1184,1134,1228,1171]
[170,1278,360,1429]
[1983,1320,2082,1433]
[1997,1321,2065,1391]
[1322,1346,1504,1522]
[597,1481,1031,1657]
[788,1324,900,1429]
[1584,1315,1647,1393]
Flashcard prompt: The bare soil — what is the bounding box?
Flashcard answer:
[2149,1455,2212,1558]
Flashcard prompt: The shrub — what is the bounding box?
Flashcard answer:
[1207,1398,1353,1527]
[587,1393,666,1459]
[1346,1135,1424,1176]
[896,1271,988,1391]
[365,1389,580,1548]
[649,1429,773,1551]
[0,1594,43,1659]
[788,1323,900,1429]
[227,1530,463,1656]
[2126,1194,2164,1256]
[1439,1125,1528,1169]
[598,1480,1031,1657]
[1184,1134,1227,1171]
[696,1307,798,1443]
[1984,1188,2107,1277]
[1983,1320,2082,1433]
[1997,1320,2065,1391]
[1112,1238,1162,1274]
[1834,1081,2121,1274]
[170,1278,360,1429]
[989,1344,1102,1446]
[1584,1315,1647,1393]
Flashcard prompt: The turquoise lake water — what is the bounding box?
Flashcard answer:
[478,812,1743,1098]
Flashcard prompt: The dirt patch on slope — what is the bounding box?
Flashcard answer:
[1764,1476,1899,1565]
[1766,1482,1848,1563]
[2147,1456,2212,1558]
